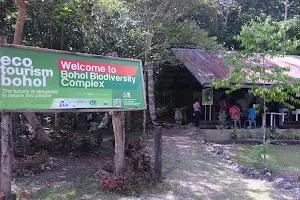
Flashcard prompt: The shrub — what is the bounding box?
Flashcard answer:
[231,127,238,139]
[251,142,271,170]
[247,127,253,138]
[216,112,228,130]
[251,145,264,169]
[13,151,49,174]
[98,137,157,195]
[97,170,156,195]
[102,159,115,173]
[16,189,30,200]
[294,132,300,140]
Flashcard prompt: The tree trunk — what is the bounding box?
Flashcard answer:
[112,112,125,176]
[1,113,13,197]
[13,0,26,45]
[23,113,51,143]
[13,0,50,143]
[145,57,156,122]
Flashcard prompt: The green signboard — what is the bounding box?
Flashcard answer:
[0,45,146,111]
[202,88,213,105]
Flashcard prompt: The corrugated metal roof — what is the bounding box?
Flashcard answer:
[171,48,300,85]
[171,48,226,85]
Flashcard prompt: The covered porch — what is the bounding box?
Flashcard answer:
[156,48,300,129]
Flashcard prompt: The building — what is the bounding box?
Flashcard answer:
[156,48,300,127]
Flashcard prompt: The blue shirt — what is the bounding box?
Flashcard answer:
[248,108,256,120]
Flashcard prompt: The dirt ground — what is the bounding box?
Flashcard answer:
[15,126,294,200]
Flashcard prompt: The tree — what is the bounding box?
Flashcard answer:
[212,17,300,171]
[125,0,222,122]
[11,0,52,143]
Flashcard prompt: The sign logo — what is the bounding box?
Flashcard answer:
[90,100,97,106]
[76,100,84,106]
[59,99,70,108]
[103,100,109,106]
[123,92,130,98]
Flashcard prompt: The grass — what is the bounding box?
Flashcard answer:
[230,144,300,175]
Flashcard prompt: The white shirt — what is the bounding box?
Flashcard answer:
[237,99,248,111]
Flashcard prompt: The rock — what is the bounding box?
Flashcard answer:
[210,148,217,153]
[232,164,239,172]
[227,160,233,165]
[283,182,294,190]
[238,166,246,173]
[45,166,51,171]
[251,170,260,179]
[216,148,224,155]
[245,168,252,177]
[293,188,300,194]
[201,140,205,144]
[263,172,273,182]
[274,178,285,188]
[40,164,45,171]
[224,154,230,160]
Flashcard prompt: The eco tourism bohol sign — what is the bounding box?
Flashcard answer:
[0,45,146,111]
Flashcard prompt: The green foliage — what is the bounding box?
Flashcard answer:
[247,127,253,138]
[251,142,271,170]
[294,132,300,140]
[251,144,265,169]
[216,112,228,130]
[212,17,300,171]
[213,17,300,109]
[232,127,238,139]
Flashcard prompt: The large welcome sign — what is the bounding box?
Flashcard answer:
[0,45,146,111]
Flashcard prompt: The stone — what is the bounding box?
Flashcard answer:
[232,164,239,172]
[274,178,285,188]
[283,182,294,190]
[227,160,233,165]
[224,155,230,160]
[45,166,51,171]
[210,148,217,153]
[216,148,224,155]
[251,170,260,179]
[40,164,45,171]
[201,140,205,144]
[293,188,300,194]
[263,172,273,182]
[245,168,252,177]
[238,166,246,174]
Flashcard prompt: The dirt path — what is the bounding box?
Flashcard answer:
[124,126,294,200]
[16,127,294,200]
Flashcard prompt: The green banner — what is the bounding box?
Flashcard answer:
[0,46,146,110]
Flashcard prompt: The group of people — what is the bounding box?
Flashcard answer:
[219,94,256,122]
[192,94,257,127]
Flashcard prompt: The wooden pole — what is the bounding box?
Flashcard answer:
[154,125,163,183]
[1,113,13,198]
[112,111,125,176]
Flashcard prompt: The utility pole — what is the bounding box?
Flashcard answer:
[283,0,289,40]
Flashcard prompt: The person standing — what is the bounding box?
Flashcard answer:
[193,98,201,127]
[219,94,229,113]
[237,94,249,119]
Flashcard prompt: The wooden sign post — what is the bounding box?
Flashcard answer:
[112,111,125,175]
[0,45,147,198]
[0,113,13,198]
[154,125,163,182]
[0,36,14,199]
